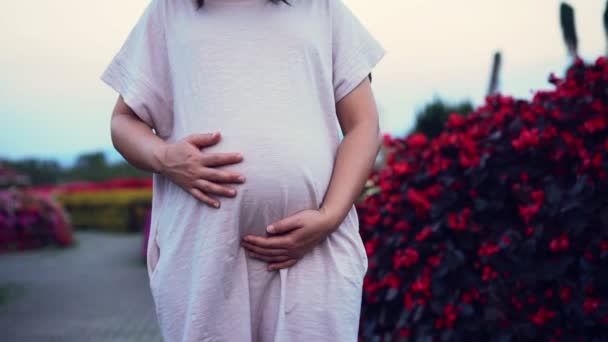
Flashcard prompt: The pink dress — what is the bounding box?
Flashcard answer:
[101,0,385,340]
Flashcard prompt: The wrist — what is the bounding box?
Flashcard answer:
[318,205,344,233]
[151,143,168,175]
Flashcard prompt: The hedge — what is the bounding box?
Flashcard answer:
[56,188,151,232]
[356,57,608,341]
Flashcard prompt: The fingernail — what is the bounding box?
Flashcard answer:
[267,225,275,233]
[238,176,246,182]
[214,202,220,208]
[230,189,236,195]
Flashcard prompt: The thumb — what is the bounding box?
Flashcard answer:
[267,214,302,234]
[185,132,220,147]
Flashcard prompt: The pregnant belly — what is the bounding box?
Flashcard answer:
[202,132,336,236]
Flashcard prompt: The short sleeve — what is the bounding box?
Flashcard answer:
[100,0,174,139]
[331,0,386,103]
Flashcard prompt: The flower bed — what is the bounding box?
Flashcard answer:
[356,58,608,340]
[0,190,73,252]
[54,178,152,233]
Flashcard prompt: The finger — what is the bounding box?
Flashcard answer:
[194,179,237,198]
[190,188,220,208]
[201,152,244,167]
[185,132,220,147]
[243,235,292,249]
[200,168,246,184]
[246,252,291,263]
[241,241,289,256]
[268,259,298,271]
[267,214,303,234]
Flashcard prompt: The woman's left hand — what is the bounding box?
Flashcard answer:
[241,208,336,271]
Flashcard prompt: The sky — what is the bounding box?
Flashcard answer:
[0,0,605,165]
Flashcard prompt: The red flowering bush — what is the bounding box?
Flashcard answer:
[0,190,73,252]
[357,58,608,341]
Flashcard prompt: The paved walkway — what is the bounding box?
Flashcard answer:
[0,231,162,342]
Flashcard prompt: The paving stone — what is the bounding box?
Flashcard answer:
[0,231,162,342]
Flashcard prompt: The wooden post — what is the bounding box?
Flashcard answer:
[560,3,578,60]
[487,51,502,96]
[604,1,608,57]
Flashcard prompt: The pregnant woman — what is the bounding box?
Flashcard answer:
[101,0,385,340]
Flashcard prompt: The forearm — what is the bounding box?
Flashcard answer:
[320,120,382,231]
[110,112,167,174]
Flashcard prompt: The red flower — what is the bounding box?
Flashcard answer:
[447,113,467,128]
[583,298,601,314]
[406,188,431,216]
[482,265,498,281]
[549,235,570,252]
[415,226,433,242]
[425,184,442,198]
[364,238,380,256]
[478,241,501,257]
[393,161,411,176]
[394,220,410,232]
[525,226,535,236]
[518,204,540,224]
[448,208,471,231]
[530,190,545,205]
[530,307,557,326]
[560,287,572,302]
[512,128,541,150]
[427,254,442,268]
[406,133,428,149]
[582,116,608,134]
[383,273,401,289]
[393,248,419,269]
[411,274,431,293]
[398,328,411,337]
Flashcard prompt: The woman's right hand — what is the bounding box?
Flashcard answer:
[153,131,245,208]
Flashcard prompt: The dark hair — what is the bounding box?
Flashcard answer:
[197,0,290,8]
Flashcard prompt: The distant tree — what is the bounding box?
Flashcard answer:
[67,151,148,182]
[74,152,107,170]
[108,161,149,179]
[4,159,62,186]
[412,98,474,139]
[3,150,150,186]
[560,3,578,60]
[69,152,109,182]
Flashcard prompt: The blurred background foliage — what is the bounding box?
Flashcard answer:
[2,152,148,186]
